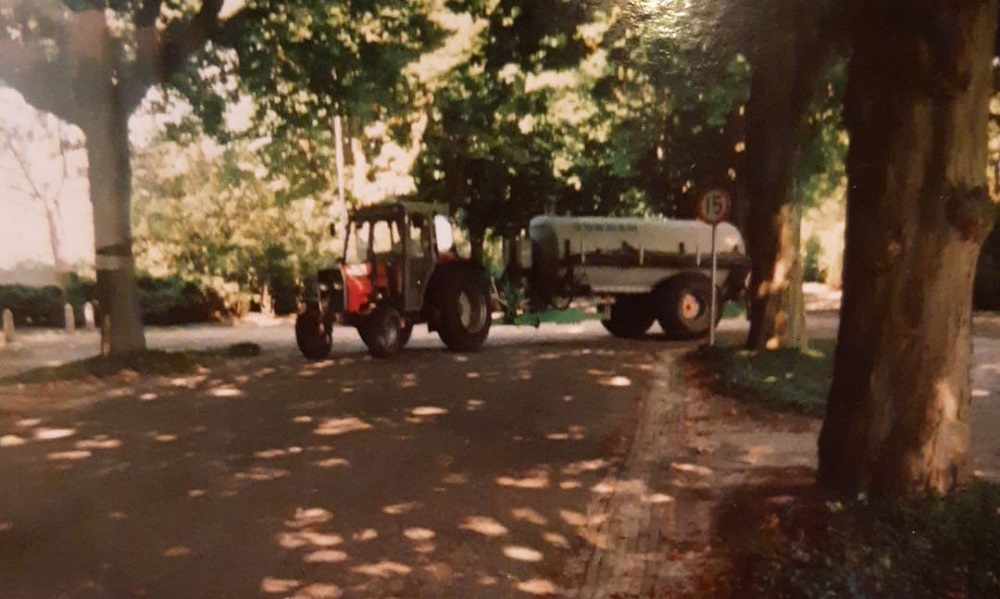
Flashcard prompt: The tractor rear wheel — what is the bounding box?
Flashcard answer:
[437,272,492,352]
[600,294,655,339]
[360,304,404,358]
[295,306,332,359]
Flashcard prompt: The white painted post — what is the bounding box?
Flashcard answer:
[64,303,76,334]
[2,309,14,344]
[710,224,718,347]
[83,302,96,331]
[695,188,732,348]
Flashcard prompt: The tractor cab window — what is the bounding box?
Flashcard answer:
[345,218,402,265]
[407,214,428,258]
[371,220,398,255]
[345,220,371,265]
[434,214,455,254]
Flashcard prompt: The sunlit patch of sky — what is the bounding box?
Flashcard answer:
[0,87,91,275]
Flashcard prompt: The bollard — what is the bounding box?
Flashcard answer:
[83,302,96,331]
[64,303,76,334]
[2,309,14,345]
[100,314,112,356]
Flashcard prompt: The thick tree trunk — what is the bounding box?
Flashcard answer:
[86,110,146,354]
[745,0,835,350]
[818,0,997,497]
[76,11,146,354]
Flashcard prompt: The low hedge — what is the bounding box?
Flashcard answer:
[0,285,66,327]
[136,274,226,326]
[0,274,228,328]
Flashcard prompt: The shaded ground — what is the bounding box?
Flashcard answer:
[2,291,1000,597]
[0,321,681,598]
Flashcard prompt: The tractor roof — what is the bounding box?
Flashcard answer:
[352,200,449,221]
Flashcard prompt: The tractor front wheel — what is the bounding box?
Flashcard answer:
[295,306,332,360]
[360,304,405,359]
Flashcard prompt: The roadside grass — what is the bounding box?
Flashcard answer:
[685,337,836,418]
[495,307,597,327]
[721,481,1000,599]
[689,334,1000,598]
[4,342,262,384]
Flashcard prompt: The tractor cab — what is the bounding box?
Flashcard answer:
[340,201,448,316]
[297,200,491,359]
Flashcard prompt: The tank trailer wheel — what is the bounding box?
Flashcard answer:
[657,275,720,340]
[600,294,655,339]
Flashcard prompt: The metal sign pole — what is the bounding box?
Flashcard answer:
[710,222,718,347]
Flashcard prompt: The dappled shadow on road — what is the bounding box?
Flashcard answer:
[0,332,665,598]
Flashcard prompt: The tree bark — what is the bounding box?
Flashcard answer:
[75,11,147,353]
[745,0,836,350]
[86,110,146,353]
[818,0,997,497]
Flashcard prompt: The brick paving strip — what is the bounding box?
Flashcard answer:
[567,349,703,598]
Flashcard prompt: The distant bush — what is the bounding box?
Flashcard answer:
[0,284,65,327]
[262,245,300,316]
[136,274,226,326]
[2,273,254,328]
[802,235,826,283]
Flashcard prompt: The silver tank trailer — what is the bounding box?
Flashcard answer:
[525,215,748,305]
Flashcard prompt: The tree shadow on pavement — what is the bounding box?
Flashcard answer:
[0,334,666,598]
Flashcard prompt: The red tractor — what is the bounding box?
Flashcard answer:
[295,200,493,359]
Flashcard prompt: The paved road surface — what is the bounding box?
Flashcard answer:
[1,310,998,597]
[0,321,693,598]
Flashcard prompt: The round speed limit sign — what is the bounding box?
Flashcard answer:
[696,189,732,225]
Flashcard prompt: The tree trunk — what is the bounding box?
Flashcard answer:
[745,0,835,350]
[818,0,997,497]
[85,109,146,354]
[76,11,146,354]
[469,227,485,267]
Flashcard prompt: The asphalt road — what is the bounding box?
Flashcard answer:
[2,310,998,597]
[0,321,682,598]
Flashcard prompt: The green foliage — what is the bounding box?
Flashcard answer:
[797,58,848,208]
[740,483,1000,599]
[803,235,826,283]
[414,0,751,251]
[136,274,226,326]
[0,285,64,327]
[132,138,331,315]
[686,339,836,417]
[173,0,444,202]
[576,14,750,218]
[413,0,594,242]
